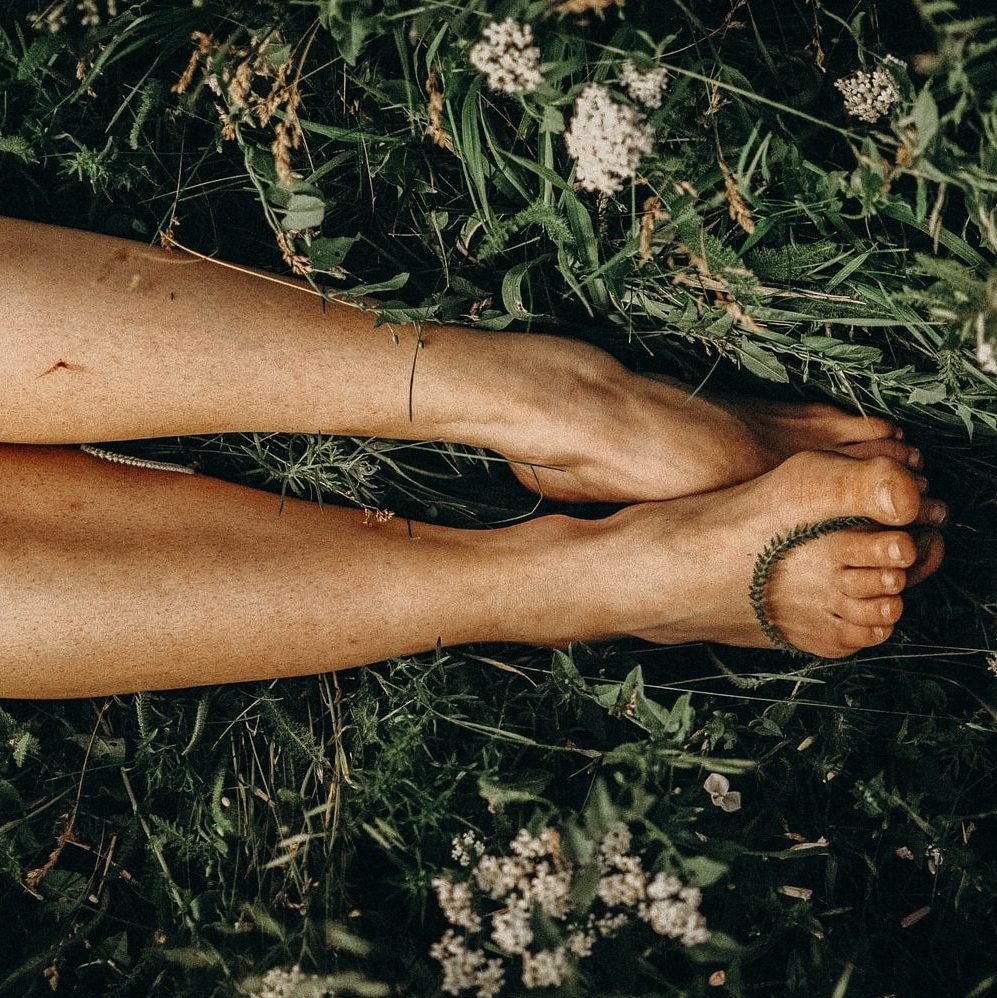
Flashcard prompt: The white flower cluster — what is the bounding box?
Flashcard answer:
[620,60,670,108]
[834,66,901,123]
[640,873,711,947]
[469,19,543,95]
[452,829,485,867]
[564,84,655,195]
[976,341,997,374]
[430,930,506,998]
[251,965,333,998]
[430,822,710,994]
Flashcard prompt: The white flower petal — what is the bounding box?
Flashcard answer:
[718,791,742,813]
[703,773,730,796]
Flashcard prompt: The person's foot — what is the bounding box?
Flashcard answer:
[504,364,920,503]
[565,451,945,658]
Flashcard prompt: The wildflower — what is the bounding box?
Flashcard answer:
[521,946,571,989]
[639,874,710,947]
[620,60,670,108]
[469,19,543,95]
[433,876,482,932]
[564,84,654,195]
[976,341,997,374]
[430,930,505,998]
[646,872,683,900]
[597,853,647,907]
[252,965,329,998]
[896,845,915,860]
[598,821,632,862]
[566,927,596,957]
[523,861,573,918]
[490,898,533,955]
[452,830,484,867]
[474,852,531,899]
[703,772,742,812]
[594,910,630,937]
[834,66,900,122]
[510,826,560,860]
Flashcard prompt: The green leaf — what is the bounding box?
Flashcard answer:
[501,260,535,318]
[682,854,729,887]
[800,335,883,364]
[739,340,790,382]
[907,383,948,404]
[912,87,939,155]
[66,734,126,761]
[540,105,565,134]
[341,273,409,297]
[281,192,327,232]
[308,235,359,271]
[478,771,550,810]
[551,648,589,695]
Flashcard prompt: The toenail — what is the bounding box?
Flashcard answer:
[908,449,922,469]
[928,501,948,525]
[874,626,887,640]
[914,475,929,492]
[882,570,900,590]
[881,601,894,619]
[878,481,899,519]
[888,540,904,561]
[895,427,904,440]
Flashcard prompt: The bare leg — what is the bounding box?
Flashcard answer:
[0,445,593,698]
[0,446,942,699]
[0,217,920,502]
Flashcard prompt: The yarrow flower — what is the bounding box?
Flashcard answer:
[469,19,543,95]
[564,84,655,195]
[430,822,710,993]
[251,965,332,998]
[452,829,485,867]
[430,930,505,998]
[620,60,670,108]
[639,873,711,947]
[834,65,901,123]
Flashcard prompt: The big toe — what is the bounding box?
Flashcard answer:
[777,452,922,527]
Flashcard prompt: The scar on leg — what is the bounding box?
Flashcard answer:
[37,360,87,378]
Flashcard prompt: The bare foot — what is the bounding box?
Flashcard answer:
[505,365,920,503]
[569,452,946,659]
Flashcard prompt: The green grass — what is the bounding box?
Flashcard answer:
[1,0,996,994]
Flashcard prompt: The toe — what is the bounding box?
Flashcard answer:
[776,452,921,526]
[907,529,945,587]
[852,456,923,525]
[913,498,949,527]
[839,566,906,598]
[834,528,917,568]
[835,619,895,651]
[838,439,922,469]
[835,594,904,627]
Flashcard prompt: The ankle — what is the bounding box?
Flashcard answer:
[476,512,621,647]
